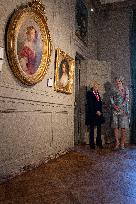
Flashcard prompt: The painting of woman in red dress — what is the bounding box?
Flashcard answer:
[18,26,42,75]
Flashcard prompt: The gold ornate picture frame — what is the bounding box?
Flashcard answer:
[6,0,52,85]
[54,48,75,94]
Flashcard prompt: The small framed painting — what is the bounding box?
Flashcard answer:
[54,48,74,94]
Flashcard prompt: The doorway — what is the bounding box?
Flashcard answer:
[74,53,87,145]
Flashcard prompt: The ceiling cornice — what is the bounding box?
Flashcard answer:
[95,0,136,11]
[100,0,125,4]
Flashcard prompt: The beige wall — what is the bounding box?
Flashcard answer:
[97,9,131,86]
[0,0,98,182]
[0,0,76,181]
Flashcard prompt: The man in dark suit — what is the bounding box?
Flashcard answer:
[86,81,104,149]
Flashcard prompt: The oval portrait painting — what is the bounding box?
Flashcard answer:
[6,0,52,85]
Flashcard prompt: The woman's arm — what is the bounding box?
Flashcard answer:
[110,94,120,111]
[122,87,129,105]
[20,57,28,72]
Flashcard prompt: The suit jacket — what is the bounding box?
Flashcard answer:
[86,88,102,125]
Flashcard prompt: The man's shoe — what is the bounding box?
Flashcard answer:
[120,145,125,150]
[113,142,120,151]
[114,145,120,151]
[90,144,96,150]
[97,145,104,149]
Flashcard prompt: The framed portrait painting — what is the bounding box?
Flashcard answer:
[6,0,52,85]
[75,0,88,45]
[54,48,75,94]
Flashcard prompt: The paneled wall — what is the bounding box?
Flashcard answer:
[0,98,73,178]
[0,0,76,182]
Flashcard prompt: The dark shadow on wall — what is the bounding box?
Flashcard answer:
[130,9,136,144]
[102,81,114,143]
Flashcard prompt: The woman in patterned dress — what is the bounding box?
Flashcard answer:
[110,77,129,150]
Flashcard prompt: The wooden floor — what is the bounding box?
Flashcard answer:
[1,144,136,204]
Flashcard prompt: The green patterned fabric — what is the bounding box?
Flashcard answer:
[130,10,136,143]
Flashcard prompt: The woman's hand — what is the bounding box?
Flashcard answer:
[113,105,120,111]
[96,111,102,116]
